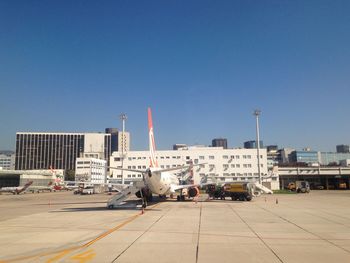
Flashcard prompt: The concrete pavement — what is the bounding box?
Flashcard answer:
[0,191,350,262]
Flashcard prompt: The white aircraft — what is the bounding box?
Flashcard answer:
[27,181,54,193]
[0,181,33,195]
[108,108,205,208]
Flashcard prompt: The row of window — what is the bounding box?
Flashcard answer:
[117,155,264,162]
[125,164,263,169]
[120,173,268,178]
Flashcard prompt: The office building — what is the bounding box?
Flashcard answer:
[244,140,264,149]
[75,157,107,184]
[290,150,319,164]
[336,144,350,153]
[0,151,15,170]
[319,152,350,165]
[173,144,187,150]
[105,128,119,152]
[15,131,116,171]
[212,138,228,149]
[266,145,279,169]
[278,148,295,164]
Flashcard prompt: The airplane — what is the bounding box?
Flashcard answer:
[27,181,54,193]
[0,181,33,195]
[107,108,206,208]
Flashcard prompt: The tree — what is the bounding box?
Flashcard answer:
[65,170,75,181]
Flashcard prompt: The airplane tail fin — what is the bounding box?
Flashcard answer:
[148,107,158,168]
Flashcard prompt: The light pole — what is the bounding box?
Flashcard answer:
[254,109,262,184]
[120,113,127,184]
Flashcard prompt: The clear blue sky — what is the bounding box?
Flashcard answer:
[1,0,349,152]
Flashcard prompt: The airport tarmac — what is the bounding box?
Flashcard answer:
[0,191,350,263]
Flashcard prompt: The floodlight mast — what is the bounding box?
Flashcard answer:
[254,109,262,184]
[120,113,127,184]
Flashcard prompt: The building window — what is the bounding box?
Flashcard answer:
[199,156,205,160]
[236,155,240,159]
[223,155,228,159]
[209,156,214,160]
[231,164,235,168]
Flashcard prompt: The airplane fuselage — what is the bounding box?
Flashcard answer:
[145,168,179,195]
[0,186,23,194]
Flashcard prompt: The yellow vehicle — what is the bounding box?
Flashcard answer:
[223,182,254,201]
[287,181,310,193]
[287,182,296,191]
[338,182,347,189]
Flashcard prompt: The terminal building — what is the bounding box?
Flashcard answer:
[110,146,279,190]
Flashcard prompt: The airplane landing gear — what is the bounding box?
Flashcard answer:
[177,195,185,201]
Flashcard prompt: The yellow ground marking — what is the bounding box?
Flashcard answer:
[69,249,96,263]
[46,249,76,263]
[1,202,162,263]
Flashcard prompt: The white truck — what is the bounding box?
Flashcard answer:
[74,183,95,195]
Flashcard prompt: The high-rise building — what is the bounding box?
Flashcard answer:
[105,128,119,152]
[244,140,264,149]
[336,144,350,153]
[212,138,227,149]
[15,132,113,171]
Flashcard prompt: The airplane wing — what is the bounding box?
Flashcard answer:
[108,166,145,173]
[170,181,213,192]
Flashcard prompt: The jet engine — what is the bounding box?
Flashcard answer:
[135,187,153,201]
[188,187,199,198]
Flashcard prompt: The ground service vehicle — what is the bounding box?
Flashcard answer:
[206,184,225,200]
[74,183,94,195]
[206,182,254,201]
[223,182,254,201]
[287,181,310,193]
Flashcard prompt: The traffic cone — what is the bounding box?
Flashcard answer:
[276,198,278,204]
